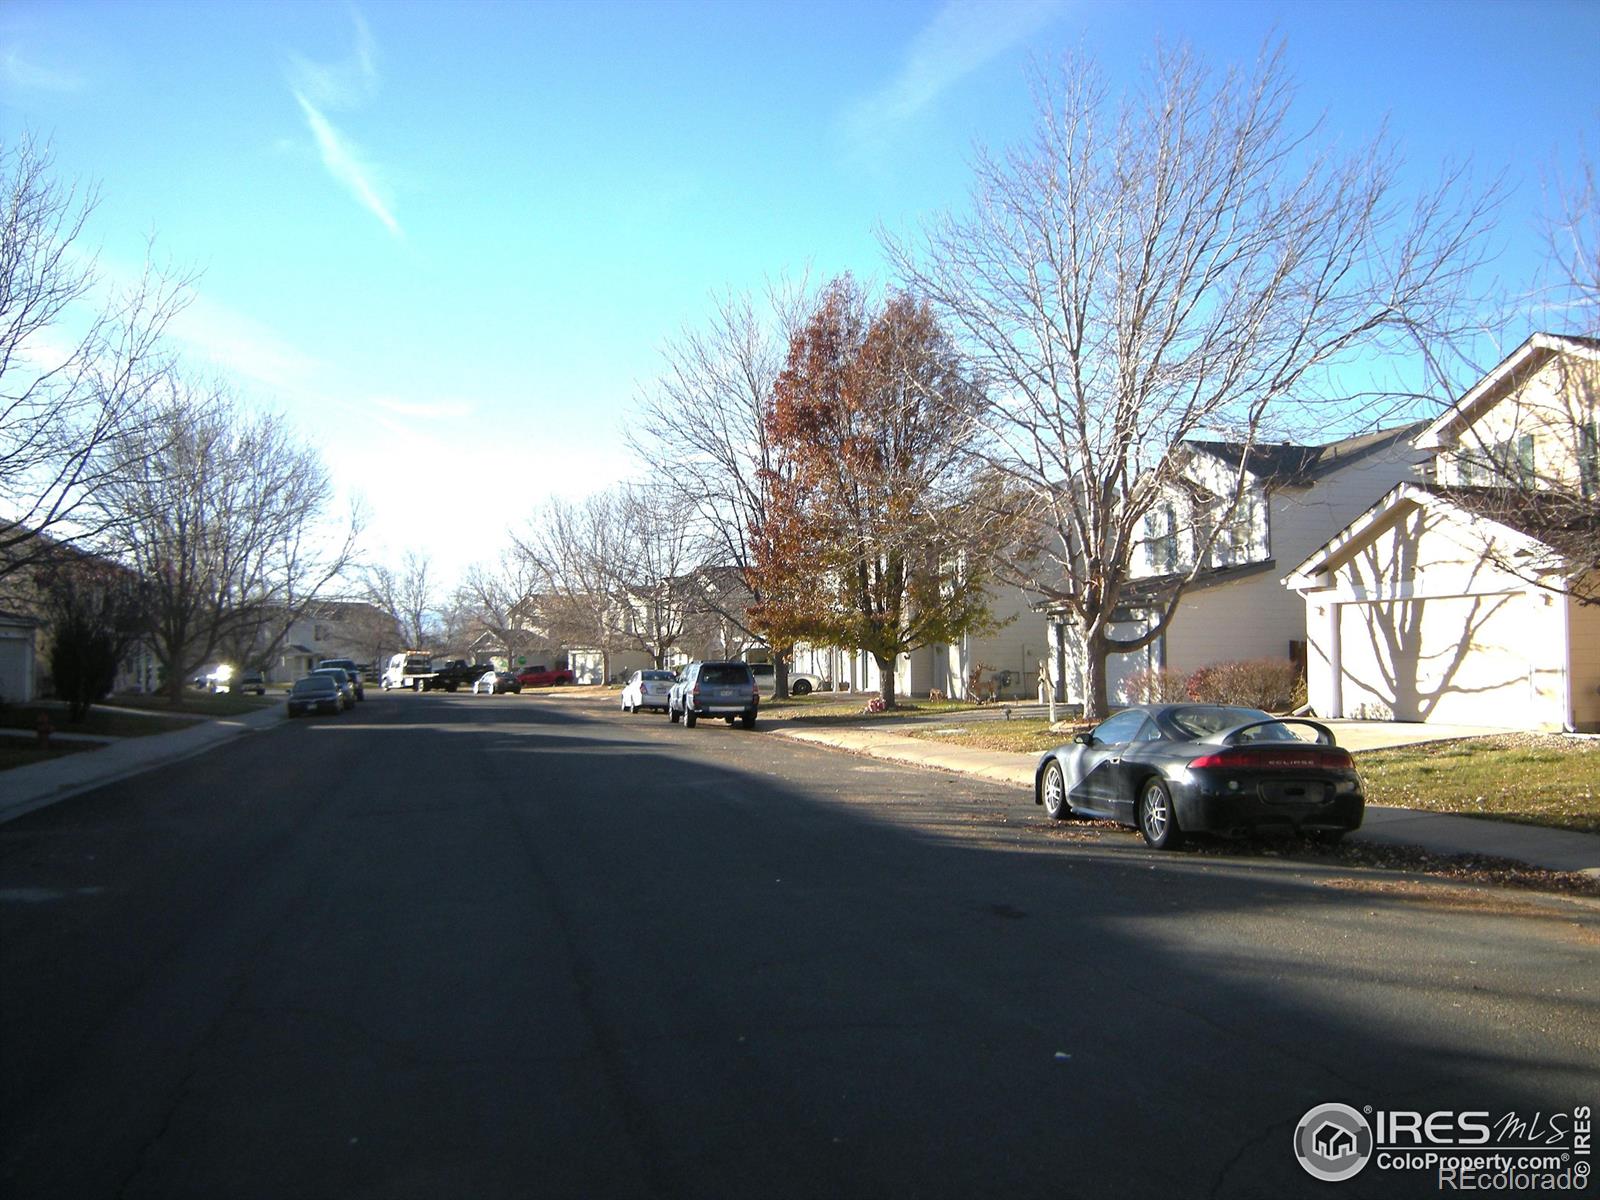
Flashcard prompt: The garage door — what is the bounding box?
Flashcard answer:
[1337,592,1545,725]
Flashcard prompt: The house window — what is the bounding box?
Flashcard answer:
[1490,435,1535,486]
[1216,500,1254,565]
[1145,503,1179,574]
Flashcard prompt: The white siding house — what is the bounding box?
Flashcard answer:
[1286,333,1600,731]
[1033,424,1427,706]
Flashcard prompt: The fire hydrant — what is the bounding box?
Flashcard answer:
[36,712,52,749]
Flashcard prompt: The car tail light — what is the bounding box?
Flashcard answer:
[1189,747,1353,771]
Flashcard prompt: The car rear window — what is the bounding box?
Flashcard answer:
[700,665,753,686]
[1167,705,1275,739]
[292,677,335,695]
[643,671,675,681]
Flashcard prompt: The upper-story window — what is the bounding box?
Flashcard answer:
[1214,499,1255,565]
[1145,502,1179,574]
[1489,434,1536,486]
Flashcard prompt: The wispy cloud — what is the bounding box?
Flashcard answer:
[286,12,401,238]
[841,0,1063,147]
[1,48,85,94]
[286,11,377,110]
[294,92,402,237]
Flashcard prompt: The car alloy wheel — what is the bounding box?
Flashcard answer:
[1041,761,1071,820]
[792,679,812,695]
[1137,779,1182,850]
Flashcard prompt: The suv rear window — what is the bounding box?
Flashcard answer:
[699,664,754,686]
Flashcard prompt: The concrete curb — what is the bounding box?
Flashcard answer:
[0,705,287,826]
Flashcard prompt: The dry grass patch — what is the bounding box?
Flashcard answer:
[0,739,103,772]
[902,718,1079,755]
[1,704,198,738]
[1356,734,1599,834]
[761,696,985,724]
[113,692,280,718]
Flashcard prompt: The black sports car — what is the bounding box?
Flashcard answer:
[1034,704,1365,849]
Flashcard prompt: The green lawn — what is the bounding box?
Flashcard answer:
[1,703,199,738]
[1357,736,1600,834]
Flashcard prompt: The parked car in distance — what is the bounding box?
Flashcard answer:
[747,662,823,697]
[287,674,343,717]
[233,670,267,696]
[1034,704,1365,849]
[473,669,522,694]
[516,664,575,687]
[668,660,759,729]
[310,666,358,709]
[317,658,366,700]
[621,669,676,713]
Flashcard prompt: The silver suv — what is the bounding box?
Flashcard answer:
[668,661,760,729]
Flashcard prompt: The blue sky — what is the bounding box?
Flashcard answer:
[4,0,1597,587]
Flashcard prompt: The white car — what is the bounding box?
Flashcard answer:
[621,669,676,713]
[748,662,823,697]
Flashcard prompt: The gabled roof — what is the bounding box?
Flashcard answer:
[1184,422,1425,487]
[1416,332,1600,451]
[1282,481,1588,591]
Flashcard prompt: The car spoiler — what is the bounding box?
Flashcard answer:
[1218,718,1335,747]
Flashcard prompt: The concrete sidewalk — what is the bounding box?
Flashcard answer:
[774,726,1600,876]
[0,705,286,826]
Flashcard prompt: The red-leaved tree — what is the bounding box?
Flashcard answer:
[754,276,1005,708]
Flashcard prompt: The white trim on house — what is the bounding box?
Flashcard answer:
[1416,333,1600,452]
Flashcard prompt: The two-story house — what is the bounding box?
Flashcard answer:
[1029,424,1427,706]
[1285,333,1600,731]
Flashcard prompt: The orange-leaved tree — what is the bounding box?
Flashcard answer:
[754,275,1005,708]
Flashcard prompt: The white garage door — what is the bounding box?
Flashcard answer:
[1338,592,1542,725]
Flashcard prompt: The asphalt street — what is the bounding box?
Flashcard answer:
[2,691,1597,1199]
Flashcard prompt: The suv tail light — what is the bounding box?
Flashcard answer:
[1189,747,1353,771]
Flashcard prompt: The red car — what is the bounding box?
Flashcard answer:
[515,664,574,688]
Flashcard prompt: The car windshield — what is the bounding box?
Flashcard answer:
[1166,705,1298,741]
[292,677,336,695]
[699,665,752,686]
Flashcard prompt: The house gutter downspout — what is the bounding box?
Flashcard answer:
[1560,585,1575,733]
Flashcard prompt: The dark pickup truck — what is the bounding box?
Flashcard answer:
[431,659,495,693]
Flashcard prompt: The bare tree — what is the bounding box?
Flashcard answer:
[1,138,191,579]
[631,283,807,691]
[363,551,436,649]
[515,486,708,670]
[455,553,544,664]
[91,375,358,704]
[1540,145,1599,336]
[886,42,1499,717]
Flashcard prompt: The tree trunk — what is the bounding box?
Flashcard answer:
[875,653,898,709]
[1084,629,1110,722]
[774,648,791,700]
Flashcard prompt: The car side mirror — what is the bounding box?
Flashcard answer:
[1073,732,1094,746]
